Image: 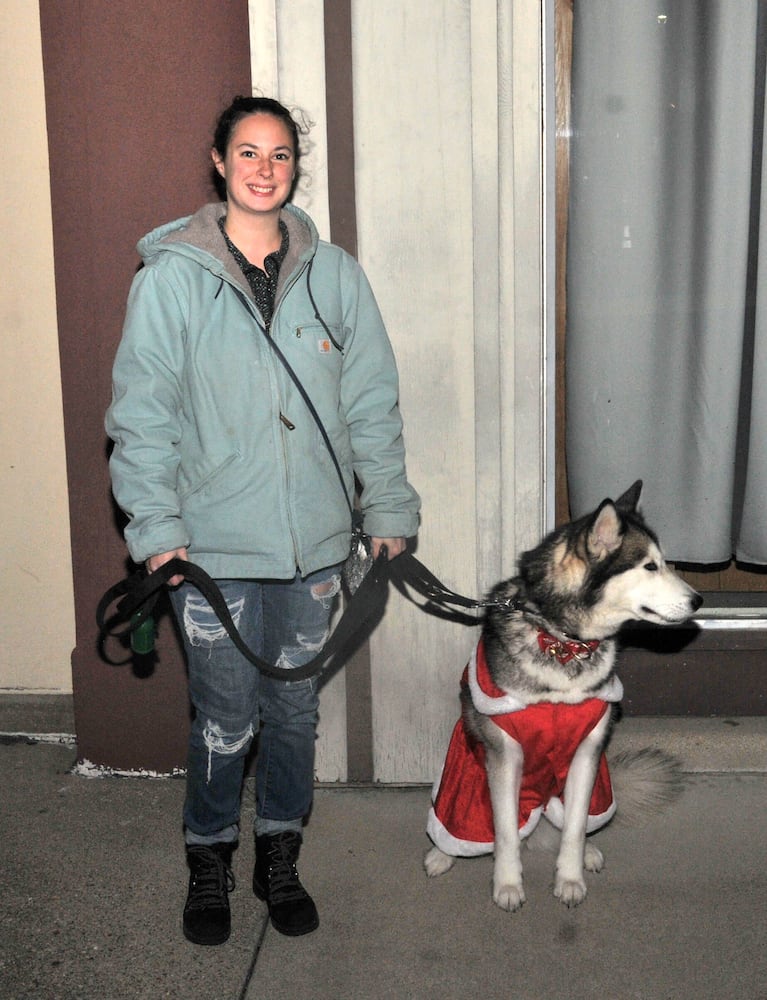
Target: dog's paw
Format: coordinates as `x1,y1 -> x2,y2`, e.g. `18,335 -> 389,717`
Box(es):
493,881 -> 526,912
424,846 -> 455,877
554,874 -> 587,907
584,842 -> 604,872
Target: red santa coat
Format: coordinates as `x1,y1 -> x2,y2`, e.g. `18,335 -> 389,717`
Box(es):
427,640 -> 623,857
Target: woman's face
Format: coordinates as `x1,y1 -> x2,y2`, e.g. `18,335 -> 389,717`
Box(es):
212,113 -> 296,220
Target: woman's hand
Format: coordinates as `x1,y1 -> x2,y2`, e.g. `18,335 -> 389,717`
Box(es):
146,547 -> 188,587
371,537 -> 406,561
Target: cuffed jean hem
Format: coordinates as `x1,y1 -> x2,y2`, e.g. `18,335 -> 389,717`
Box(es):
255,816 -> 304,837
184,817 -> 303,843
185,823 -> 240,847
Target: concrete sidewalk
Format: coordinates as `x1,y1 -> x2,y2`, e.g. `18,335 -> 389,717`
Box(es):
1,701 -> 766,1000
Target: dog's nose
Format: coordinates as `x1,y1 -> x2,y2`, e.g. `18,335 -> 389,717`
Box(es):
690,592 -> 703,612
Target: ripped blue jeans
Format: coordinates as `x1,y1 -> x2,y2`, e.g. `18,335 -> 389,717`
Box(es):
169,567 -> 341,846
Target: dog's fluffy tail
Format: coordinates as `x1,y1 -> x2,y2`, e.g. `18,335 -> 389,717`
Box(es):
608,747 -> 686,826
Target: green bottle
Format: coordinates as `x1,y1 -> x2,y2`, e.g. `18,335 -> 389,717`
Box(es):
130,613 -> 156,655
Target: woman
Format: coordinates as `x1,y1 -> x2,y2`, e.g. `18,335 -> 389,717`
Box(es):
106,96 -> 420,946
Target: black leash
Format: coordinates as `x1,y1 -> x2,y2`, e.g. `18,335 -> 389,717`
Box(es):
386,554 -> 498,625
96,551 -> 498,680
97,551 -> 392,681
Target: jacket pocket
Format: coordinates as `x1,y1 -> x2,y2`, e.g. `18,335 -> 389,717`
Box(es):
178,451 -> 240,500
294,321 -> 348,354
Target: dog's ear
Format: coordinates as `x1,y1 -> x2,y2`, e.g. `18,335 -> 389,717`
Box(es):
614,480 -> 642,513
586,500 -> 624,561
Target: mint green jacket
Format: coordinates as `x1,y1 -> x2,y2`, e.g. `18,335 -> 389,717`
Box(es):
106,202 -> 420,578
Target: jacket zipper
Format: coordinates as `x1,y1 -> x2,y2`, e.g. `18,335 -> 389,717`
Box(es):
230,281 -> 302,568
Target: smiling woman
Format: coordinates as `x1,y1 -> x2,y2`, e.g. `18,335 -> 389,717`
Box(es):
104,93 -> 420,946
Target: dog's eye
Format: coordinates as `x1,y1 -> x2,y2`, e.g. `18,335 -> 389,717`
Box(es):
644,561 -> 658,572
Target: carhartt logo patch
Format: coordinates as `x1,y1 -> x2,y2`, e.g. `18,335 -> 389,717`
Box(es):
318,339 -> 331,354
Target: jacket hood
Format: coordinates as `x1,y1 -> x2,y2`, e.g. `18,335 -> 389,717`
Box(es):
136,201 -> 319,300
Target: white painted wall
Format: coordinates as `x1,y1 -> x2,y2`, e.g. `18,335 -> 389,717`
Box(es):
0,2 -> 75,693
353,0 -> 547,782
352,1 -> 481,781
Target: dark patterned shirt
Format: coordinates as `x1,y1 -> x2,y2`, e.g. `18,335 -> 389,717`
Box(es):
218,216 -> 289,328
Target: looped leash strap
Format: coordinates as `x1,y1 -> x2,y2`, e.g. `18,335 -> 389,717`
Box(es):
97,554 -> 391,681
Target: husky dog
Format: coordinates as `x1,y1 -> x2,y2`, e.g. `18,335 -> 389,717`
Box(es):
424,481 -> 701,911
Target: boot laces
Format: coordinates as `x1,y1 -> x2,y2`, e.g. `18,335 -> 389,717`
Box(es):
264,834 -> 308,903
186,845 -> 235,911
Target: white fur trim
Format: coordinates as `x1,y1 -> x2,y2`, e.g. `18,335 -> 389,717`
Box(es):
427,804 -> 544,857
468,642 -> 624,716
467,645 -> 527,715
427,806 -> 494,857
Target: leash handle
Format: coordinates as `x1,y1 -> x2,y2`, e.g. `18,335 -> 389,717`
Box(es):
98,552 -> 391,681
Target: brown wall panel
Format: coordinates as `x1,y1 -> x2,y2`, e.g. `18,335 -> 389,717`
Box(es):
321,0 -> 374,780
40,1 -> 251,769
324,0 -> 357,259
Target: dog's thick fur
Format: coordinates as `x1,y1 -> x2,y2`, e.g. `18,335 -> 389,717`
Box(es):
424,481 -> 701,910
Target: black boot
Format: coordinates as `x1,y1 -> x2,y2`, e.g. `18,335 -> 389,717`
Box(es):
183,843 -> 236,945
253,832 -> 319,936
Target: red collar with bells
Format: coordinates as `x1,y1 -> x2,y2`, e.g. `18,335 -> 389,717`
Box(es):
537,629 -> 600,665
